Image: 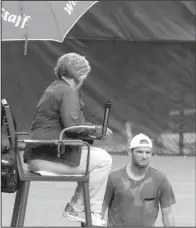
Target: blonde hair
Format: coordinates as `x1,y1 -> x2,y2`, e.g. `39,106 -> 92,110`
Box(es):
54,53 -> 91,82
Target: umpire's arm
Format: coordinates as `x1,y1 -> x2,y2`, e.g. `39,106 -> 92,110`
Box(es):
60,88 -> 84,127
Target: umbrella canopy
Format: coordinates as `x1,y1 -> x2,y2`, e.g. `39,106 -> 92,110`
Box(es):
1,1 -> 97,42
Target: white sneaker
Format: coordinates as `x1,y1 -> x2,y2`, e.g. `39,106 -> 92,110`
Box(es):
63,203 -> 106,226
91,213 -> 106,226
63,203 -> 85,222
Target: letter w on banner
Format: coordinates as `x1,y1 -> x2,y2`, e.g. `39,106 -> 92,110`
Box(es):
1,1 -> 98,54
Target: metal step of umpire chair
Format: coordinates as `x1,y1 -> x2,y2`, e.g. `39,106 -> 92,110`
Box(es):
2,99 -> 92,227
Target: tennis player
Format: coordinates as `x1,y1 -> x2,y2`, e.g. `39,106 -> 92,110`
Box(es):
102,133 -> 176,226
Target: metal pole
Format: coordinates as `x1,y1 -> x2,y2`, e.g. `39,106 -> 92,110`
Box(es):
179,90 -> 184,156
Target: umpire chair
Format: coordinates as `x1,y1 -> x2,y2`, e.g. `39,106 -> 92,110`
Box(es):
1,99 -> 92,227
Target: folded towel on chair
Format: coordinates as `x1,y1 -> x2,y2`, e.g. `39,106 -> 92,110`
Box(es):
32,170 -> 84,177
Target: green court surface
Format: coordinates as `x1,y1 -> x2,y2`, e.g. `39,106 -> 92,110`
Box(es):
1,155 -> 195,227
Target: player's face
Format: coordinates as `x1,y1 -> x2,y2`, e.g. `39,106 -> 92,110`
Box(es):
131,147 -> 152,167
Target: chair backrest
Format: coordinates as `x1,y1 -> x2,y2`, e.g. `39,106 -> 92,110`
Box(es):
1,99 -> 17,152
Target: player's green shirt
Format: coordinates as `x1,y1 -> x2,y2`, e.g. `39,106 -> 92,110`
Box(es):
102,165 -> 176,226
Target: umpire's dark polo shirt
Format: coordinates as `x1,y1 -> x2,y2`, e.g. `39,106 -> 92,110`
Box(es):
23,78 -> 85,167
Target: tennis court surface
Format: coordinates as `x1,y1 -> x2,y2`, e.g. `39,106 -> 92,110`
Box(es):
2,155 -> 195,227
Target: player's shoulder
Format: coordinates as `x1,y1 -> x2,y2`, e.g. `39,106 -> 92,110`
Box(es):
149,166 -> 166,181
109,165 -> 127,179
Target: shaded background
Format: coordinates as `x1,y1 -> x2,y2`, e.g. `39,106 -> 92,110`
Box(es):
1,1 -> 196,155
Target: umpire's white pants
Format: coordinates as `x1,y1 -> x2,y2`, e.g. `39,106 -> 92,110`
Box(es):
27,147 -> 112,214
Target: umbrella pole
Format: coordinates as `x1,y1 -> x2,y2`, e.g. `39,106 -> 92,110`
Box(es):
24,36 -> 28,55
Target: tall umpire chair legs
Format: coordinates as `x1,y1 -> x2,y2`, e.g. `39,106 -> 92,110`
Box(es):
11,181 -> 30,227
11,181 -> 24,227
82,182 -> 92,226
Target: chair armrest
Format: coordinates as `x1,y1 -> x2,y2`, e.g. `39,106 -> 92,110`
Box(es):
21,139 -> 84,146
59,125 -> 104,141
17,132 -> 30,136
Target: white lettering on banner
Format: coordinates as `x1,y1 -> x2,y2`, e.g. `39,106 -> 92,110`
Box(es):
1,8 -> 31,28
64,1 -> 78,15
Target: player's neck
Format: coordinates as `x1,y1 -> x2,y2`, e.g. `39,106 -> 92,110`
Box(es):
127,163 -> 149,180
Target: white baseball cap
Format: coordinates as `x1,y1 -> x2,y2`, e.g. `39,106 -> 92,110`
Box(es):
130,133 -> 152,149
